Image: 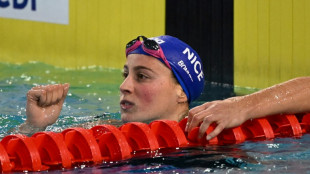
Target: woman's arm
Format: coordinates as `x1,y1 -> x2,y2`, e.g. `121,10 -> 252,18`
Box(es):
186,77 -> 310,140
18,83 -> 70,136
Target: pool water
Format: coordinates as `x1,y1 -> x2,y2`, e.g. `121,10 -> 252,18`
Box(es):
0,62 -> 123,136
1,62 -> 310,173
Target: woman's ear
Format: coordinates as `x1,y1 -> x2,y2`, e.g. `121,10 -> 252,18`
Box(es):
176,85 -> 188,103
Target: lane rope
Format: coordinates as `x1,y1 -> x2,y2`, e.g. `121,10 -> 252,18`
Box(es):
1,113 -> 309,172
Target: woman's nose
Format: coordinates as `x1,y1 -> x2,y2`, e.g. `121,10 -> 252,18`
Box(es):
120,76 -> 133,94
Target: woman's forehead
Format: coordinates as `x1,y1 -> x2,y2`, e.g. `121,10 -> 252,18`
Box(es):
125,54 -> 168,70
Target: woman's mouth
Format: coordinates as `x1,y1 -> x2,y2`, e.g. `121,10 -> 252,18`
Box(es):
120,100 -> 134,110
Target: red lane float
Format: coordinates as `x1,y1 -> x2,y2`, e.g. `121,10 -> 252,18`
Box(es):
242,118 -> 275,140
62,128 -> 102,164
1,134 -> 47,172
150,120 -> 188,148
91,124 -> 131,161
0,143 -> 11,172
267,114 -> 303,137
32,132 -> 72,169
301,113 -> 310,133
119,122 -> 159,151
1,113 -> 310,172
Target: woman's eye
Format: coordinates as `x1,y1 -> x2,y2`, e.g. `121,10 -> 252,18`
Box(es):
137,73 -> 148,80
122,72 -> 128,78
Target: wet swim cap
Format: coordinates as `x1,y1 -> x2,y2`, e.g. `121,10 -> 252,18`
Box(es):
127,35 -> 205,103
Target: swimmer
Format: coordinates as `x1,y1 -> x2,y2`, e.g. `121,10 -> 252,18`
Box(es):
186,76 -> 310,141
18,35 -> 205,135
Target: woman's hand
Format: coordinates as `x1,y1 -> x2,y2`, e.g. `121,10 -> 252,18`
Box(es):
23,83 -> 70,131
185,96 -> 249,140
185,77 -> 310,141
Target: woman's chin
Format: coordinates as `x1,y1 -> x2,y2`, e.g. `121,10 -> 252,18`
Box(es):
121,113 -> 135,123
121,113 -> 149,123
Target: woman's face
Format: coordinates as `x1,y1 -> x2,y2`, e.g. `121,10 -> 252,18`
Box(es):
120,54 -> 181,123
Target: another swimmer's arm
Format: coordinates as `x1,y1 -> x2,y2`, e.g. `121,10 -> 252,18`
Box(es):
186,76 -> 310,140
15,84 -> 70,136
243,76 -> 310,120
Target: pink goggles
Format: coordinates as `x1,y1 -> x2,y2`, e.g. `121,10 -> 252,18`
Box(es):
125,36 -> 172,69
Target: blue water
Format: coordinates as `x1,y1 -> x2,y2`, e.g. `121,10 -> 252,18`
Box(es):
1,62 -> 310,173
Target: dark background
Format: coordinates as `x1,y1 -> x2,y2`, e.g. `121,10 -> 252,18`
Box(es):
166,0 -> 235,102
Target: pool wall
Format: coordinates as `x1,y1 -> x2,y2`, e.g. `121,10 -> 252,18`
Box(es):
235,0 -> 310,89
0,0 -> 165,69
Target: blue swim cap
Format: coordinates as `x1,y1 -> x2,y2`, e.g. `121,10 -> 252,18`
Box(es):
127,35 -> 205,103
